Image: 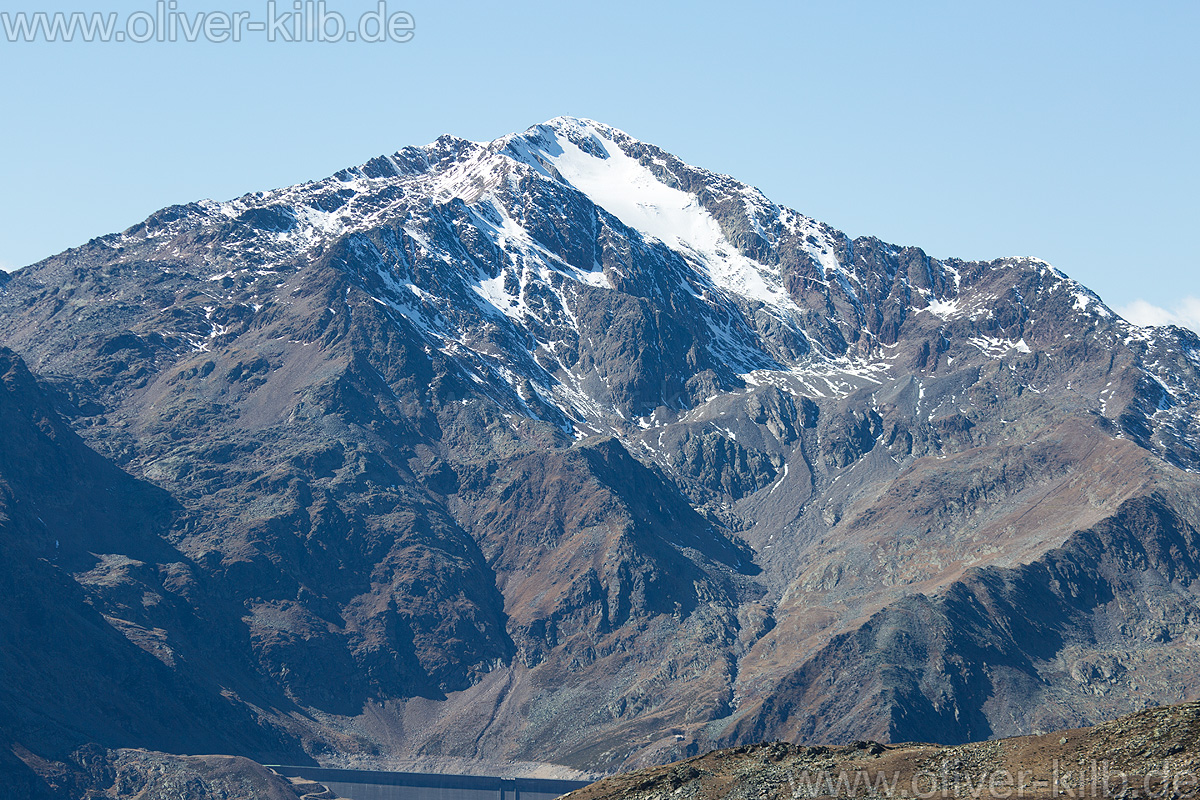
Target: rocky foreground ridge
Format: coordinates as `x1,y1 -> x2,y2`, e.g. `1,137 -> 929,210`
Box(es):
568,700 -> 1200,800
2,118 -> 1200,781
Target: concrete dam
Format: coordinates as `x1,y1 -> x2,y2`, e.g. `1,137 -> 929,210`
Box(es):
269,766 -> 593,800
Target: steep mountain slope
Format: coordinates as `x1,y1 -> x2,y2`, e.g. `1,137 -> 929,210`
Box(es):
2,118 -> 1199,775
0,347 -> 306,779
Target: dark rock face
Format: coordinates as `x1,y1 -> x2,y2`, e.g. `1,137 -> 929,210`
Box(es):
2,117 -> 1200,778
0,348 -> 302,765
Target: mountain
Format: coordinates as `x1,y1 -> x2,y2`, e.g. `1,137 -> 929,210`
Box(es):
2,117 -> 1200,778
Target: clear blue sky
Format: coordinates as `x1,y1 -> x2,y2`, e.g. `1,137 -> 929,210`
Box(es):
1,1 -> 1196,326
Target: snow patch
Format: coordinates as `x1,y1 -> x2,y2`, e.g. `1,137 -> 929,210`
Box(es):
925,297 -> 961,319
533,121 -> 798,313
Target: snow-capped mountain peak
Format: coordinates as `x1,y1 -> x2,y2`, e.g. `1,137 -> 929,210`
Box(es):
6,117 -> 1200,780
87,118 -> 1199,468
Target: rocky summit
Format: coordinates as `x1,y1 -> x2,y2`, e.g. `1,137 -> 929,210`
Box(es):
3,118 -> 1200,786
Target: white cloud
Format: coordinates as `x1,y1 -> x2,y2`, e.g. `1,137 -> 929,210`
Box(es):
1116,297 -> 1200,334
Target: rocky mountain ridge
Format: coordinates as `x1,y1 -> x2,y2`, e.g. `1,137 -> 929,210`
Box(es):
568,699 -> 1200,800
2,118 -> 1200,779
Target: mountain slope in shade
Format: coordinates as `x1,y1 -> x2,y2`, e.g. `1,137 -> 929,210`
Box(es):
0,348 -> 308,769
1,118 -> 1200,774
